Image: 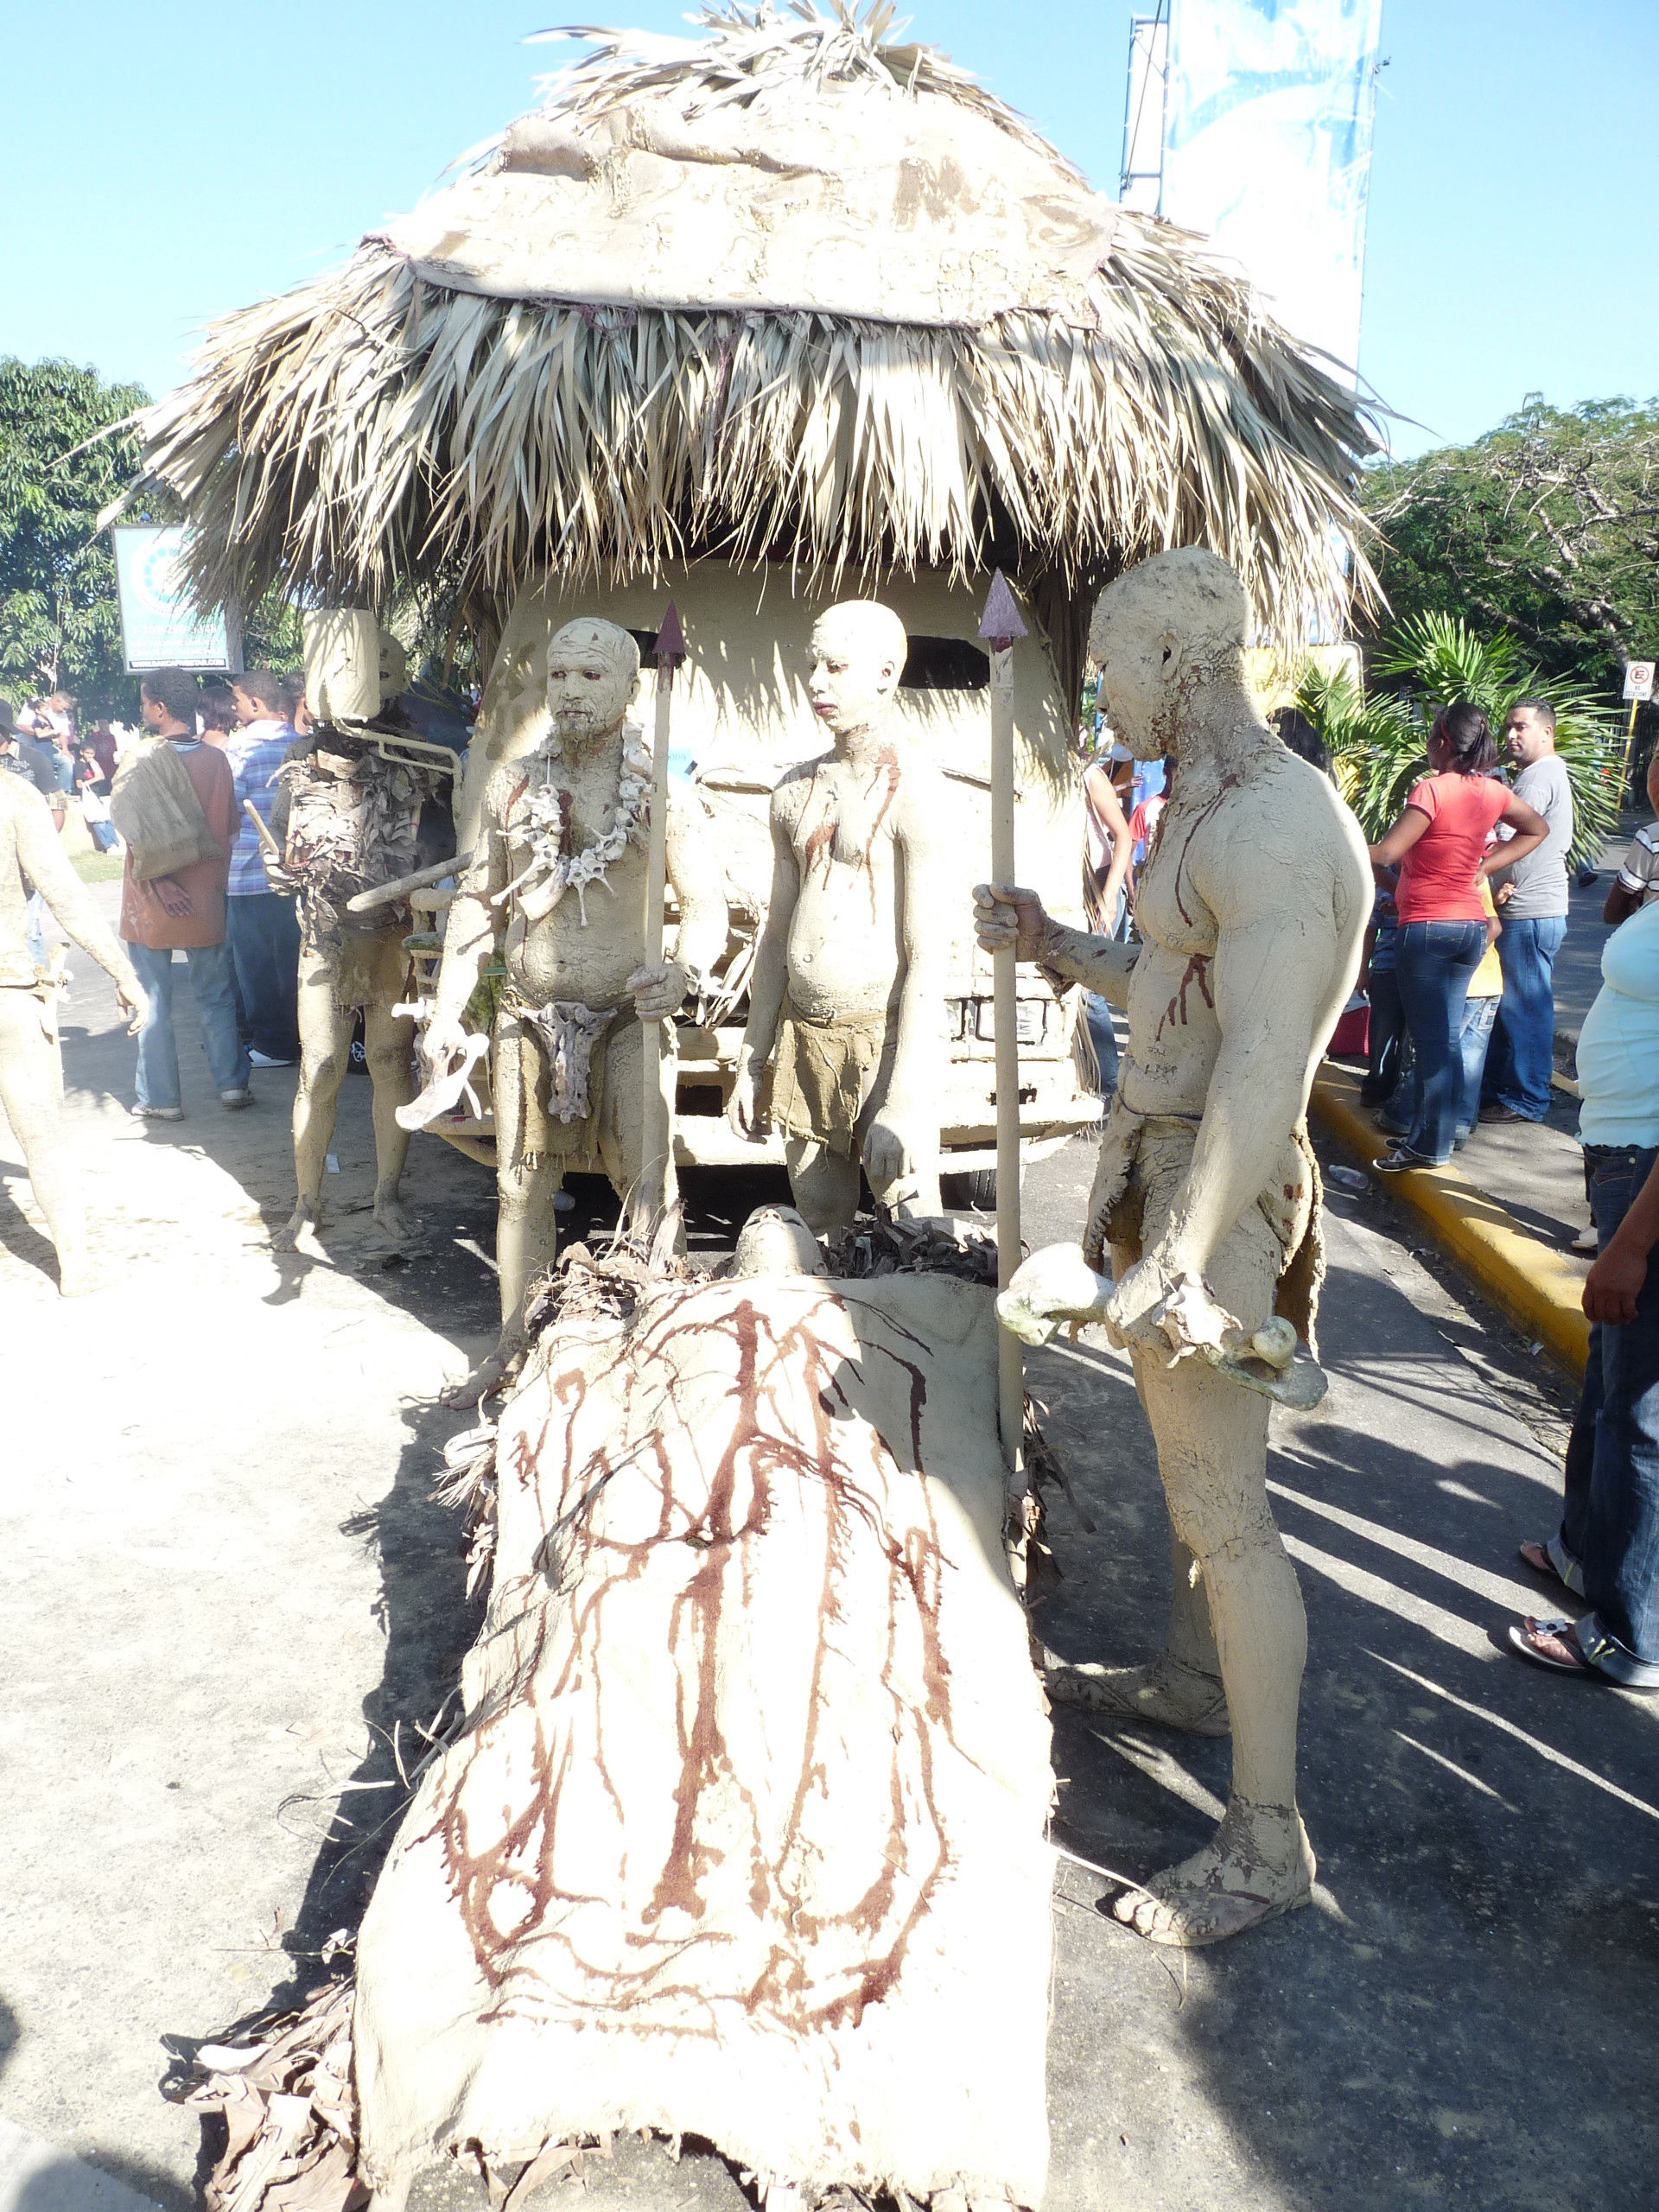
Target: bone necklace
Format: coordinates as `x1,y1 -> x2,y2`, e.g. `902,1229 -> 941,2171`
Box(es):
495,721 -> 652,925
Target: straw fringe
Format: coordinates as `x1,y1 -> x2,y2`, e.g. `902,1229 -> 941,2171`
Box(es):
116,7 -> 1381,638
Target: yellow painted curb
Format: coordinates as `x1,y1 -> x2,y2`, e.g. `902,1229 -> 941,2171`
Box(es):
1310,1065 -> 1590,1377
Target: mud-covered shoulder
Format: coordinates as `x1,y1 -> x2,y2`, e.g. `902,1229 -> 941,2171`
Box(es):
769,754 -> 827,828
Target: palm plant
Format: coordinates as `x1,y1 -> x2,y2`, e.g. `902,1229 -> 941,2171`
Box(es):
1298,611 -> 1622,866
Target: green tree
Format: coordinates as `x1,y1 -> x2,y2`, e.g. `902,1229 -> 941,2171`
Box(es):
1360,397 -> 1659,690
1297,611 -> 1622,868
0,356 -> 156,713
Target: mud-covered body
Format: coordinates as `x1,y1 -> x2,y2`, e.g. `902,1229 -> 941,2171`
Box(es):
412,561 -> 1096,1175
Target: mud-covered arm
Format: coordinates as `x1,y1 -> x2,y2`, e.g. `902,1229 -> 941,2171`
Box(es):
885,785 -> 949,1116
430,776 -> 508,1031
736,792 -> 799,1076
973,885 -> 1140,1003
1036,914 -> 1141,1006
15,790 -> 141,1001
664,791 -> 729,987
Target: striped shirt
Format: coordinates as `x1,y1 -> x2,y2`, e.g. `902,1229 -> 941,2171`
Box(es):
225,719 -> 296,895
1616,821 -> 1659,907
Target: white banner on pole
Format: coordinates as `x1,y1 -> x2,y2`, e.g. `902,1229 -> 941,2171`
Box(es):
1161,0 -> 1383,380
111,525 -> 243,673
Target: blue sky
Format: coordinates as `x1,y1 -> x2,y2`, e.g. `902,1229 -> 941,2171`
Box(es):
3,0 -> 1655,461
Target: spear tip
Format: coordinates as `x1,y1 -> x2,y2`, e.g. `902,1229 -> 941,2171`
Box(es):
976,569 -> 1028,648
653,600 -> 687,666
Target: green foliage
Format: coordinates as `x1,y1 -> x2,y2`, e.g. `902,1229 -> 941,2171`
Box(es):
1360,397 -> 1659,690
0,354 -> 312,715
1297,610 -> 1623,868
0,356 -> 154,714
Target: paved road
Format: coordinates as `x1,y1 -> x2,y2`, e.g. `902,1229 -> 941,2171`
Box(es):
3,900 -> 1656,2212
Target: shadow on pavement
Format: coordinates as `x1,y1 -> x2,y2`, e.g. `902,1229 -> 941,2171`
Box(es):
1029,1220 -> 1659,2212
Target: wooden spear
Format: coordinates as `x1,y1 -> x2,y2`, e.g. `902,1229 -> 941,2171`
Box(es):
641,601 -> 686,1227
978,570 -> 1029,1478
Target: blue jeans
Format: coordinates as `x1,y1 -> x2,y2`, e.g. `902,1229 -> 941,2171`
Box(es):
1361,963 -> 1404,1106
1483,912 -> 1567,1120
1084,993 -> 1120,1096
86,817 -> 119,853
1393,918 -> 1485,1164
1561,1145 -> 1659,1669
1453,994 -> 1498,1144
226,893 -> 301,1061
126,938 -> 249,1109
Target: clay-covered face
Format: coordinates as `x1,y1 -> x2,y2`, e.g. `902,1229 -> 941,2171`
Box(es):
546,621 -> 638,745
807,604 -> 906,740
1090,597 -> 1179,763
732,1205 -> 827,1278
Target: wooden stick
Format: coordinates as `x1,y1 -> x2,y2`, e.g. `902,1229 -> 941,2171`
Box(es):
641,604 -> 686,1225
242,798 -> 283,858
345,849 -> 475,915
978,571 -> 1029,1478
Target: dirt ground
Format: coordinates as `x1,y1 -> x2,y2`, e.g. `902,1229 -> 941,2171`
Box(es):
4,891 -> 1658,2212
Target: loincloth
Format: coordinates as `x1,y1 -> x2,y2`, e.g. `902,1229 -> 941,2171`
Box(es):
771,994 -> 898,1159
502,993 -> 624,1173
1084,1077 -> 1325,1354
302,923 -> 410,1016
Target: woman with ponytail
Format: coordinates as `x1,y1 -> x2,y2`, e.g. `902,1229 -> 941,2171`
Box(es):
1366,703 -> 1549,1170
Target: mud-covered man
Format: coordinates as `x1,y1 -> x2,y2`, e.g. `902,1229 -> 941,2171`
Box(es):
730,601 -> 944,1237
423,617 -> 728,1405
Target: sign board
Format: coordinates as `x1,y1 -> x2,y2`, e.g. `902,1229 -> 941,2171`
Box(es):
111,525 -> 243,673
1159,0 -> 1384,381
1624,660 -> 1656,703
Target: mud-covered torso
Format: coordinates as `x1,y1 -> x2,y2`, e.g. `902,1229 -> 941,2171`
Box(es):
495,739 -> 653,1010
1119,780 -> 1227,1116
777,745 -> 925,1020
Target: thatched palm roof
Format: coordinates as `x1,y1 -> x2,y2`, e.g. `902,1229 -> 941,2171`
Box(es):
124,2 -> 1381,644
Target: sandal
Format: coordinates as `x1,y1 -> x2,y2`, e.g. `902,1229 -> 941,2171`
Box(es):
1508,1613 -> 1659,1690
1517,1536 -> 1584,1599
1508,1615 -> 1597,1675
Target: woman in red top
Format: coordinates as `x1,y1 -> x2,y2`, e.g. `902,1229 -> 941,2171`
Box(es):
1367,702 -> 1548,1170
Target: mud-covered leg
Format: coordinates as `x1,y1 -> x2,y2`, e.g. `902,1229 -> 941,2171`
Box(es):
442,1025 -> 560,1408
275,966 -> 353,1252
784,1133 -> 861,1240
1111,1217 -> 1314,1947
363,981 -> 417,1248
0,987 -> 91,1294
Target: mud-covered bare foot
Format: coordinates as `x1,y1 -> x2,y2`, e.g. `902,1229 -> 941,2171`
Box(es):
1114,1796 -> 1314,1948
440,1343 -> 522,1409
1042,1649 -> 1230,1736
272,1202 -> 321,1255
372,1187 -> 422,1252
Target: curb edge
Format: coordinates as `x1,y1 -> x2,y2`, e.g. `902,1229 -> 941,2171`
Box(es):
1310,1066 -> 1590,1378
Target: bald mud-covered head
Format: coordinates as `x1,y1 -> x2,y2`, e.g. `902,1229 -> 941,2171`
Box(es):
1090,546 -> 1252,762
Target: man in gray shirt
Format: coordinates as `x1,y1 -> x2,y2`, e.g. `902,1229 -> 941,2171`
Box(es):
1480,698 -> 1573,1123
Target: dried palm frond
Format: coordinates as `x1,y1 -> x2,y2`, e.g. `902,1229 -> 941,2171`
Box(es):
115,3 -> 1381,644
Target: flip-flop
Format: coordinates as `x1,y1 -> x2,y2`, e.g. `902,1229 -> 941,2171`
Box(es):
1517,1536 -> 1584,1598
1507,1616 -> 1597,1675
1508,1614 -> 1659,1690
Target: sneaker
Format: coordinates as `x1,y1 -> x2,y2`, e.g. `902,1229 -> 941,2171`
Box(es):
219,1087 -> 254,1109
131,1103 -> 184,1122
1372,1146 -> 1438,1173
247,1048 -> 296,1068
